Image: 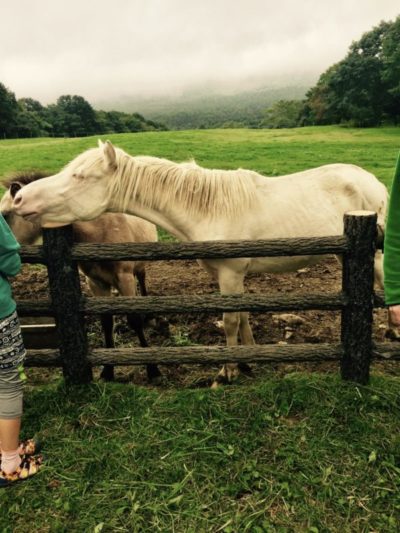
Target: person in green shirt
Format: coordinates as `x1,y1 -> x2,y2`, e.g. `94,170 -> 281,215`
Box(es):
384,154 -> 400,326
0,214 -> 42,486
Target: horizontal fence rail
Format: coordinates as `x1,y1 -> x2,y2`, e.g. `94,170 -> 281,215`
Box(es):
24,342 -> 400,368
19,233 -> 384,264
17,292 -> 349,317
20,235 -> 349,263
16,290 -> 387,318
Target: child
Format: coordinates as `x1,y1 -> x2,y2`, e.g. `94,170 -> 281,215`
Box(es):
0,213 -> 42,486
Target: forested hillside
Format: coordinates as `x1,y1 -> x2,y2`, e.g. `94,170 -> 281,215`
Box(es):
104,85 -> 310,130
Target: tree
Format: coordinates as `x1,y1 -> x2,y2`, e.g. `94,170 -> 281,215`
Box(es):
382,16 -> 400,123
261,99 -> 304,128
302,18 -> 398,126
16,98 -> 52,137
55,95 -> 99,136
0,83 -> 18,138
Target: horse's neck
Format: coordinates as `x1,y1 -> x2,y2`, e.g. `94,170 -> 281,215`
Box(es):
111,159 -> 212,241
119,199 -> 196,241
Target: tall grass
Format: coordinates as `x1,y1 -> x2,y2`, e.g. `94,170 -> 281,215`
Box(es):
1,374 -> 400,532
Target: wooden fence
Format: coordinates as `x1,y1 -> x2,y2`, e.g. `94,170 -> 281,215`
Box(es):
17,211 -> 399,386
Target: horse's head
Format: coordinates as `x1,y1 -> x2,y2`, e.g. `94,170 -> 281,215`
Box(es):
12,141 -> 118,228
1,171 -> 48,243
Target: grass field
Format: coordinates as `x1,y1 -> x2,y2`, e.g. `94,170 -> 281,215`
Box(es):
1,126 -> 400,189
1,127 -> 400,532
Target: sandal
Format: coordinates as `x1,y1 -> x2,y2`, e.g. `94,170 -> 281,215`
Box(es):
18,438 -> 41,456
0,454 -> 43,487
0,438 -> 41,459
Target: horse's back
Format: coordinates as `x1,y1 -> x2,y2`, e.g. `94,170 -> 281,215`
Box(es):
73,213 -> 157,244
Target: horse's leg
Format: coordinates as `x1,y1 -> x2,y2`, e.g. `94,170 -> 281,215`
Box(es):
87,278 -> 115,381
212,267 -> 247,387
116,271 -> 162,383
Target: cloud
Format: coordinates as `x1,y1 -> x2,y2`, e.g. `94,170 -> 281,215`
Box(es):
1,0 -> 399,104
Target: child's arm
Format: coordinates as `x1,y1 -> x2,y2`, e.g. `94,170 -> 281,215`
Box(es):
0,215 -> 21,277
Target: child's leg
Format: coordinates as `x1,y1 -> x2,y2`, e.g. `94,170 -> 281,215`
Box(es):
0,367 -> 23,474
0,418 -> 20,450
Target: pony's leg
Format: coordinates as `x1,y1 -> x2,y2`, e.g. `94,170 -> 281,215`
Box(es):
87,278 -> 115,381
116,271 -> 162,383
136,268 -> 147,296
213,268 -> 246,387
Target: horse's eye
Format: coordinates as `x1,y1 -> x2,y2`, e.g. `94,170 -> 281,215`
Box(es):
73,173 -> 84,180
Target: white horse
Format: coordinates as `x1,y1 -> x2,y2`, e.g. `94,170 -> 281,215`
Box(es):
12,141 -> 388,384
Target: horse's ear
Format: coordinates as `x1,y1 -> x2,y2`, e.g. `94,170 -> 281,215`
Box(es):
98,139 -> 105,149
10,182 -> 22,198
103,140 -> 117,170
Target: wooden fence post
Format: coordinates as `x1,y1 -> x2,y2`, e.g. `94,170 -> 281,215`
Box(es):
341,211 -> 377,384
43,226 -> 92,384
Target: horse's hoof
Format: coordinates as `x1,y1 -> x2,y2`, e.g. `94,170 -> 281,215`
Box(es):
148,374 -> 163,386
238,362 -> 253,375
385,328 -> 400,341
211,374 -> 231,388
100,370 -> 114,381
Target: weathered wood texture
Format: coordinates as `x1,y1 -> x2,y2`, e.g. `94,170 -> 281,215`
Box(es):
24,342 -> 400,368
15,292 -> 348,317
42,227 -> 92,384
20,233 -> 383,265
20,235 -> 347,263
341,212 -> 377,384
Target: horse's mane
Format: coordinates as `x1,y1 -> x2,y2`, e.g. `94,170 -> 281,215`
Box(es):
3,170 -> 49,187
103,149 -> 259,218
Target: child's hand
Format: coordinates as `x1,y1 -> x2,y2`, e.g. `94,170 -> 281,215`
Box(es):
389,304 -> 400,326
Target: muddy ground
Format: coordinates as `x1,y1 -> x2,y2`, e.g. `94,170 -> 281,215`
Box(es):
11,257 -> 399,387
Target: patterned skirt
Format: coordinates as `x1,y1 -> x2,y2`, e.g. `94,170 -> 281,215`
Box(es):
0,311 -> 26,371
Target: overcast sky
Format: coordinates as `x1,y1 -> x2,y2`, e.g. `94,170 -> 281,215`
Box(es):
0,0 -> 399,105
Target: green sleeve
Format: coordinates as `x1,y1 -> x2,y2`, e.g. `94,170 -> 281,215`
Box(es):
383,153 -> 400,305
0,214 -> 21,277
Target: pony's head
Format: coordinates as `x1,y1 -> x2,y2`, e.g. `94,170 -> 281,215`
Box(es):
1,171 -> 49,243
12,141 -> 118,227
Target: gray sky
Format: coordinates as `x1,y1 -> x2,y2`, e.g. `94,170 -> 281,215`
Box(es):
1,0 -> 399,105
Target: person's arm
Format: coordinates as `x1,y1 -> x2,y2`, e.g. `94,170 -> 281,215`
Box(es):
383,153 -> 400,325
0,215 -> 21,277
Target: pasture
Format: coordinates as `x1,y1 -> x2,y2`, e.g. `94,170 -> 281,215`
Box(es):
1,126 -> 400,532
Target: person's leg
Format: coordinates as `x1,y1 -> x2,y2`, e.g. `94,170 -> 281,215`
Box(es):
0,367 -> 23,474
0,418 -> 20,450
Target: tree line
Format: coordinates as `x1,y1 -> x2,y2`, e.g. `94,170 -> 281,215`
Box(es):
0,91 -> 167,139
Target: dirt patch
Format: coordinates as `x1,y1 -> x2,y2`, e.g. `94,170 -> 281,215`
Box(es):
11,257 -> 398,387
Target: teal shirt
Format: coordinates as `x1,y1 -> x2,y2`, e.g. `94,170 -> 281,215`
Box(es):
0,214 -> 21,319
384,153 -> 400,305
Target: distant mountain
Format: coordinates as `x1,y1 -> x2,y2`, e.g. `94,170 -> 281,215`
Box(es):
96,85 -> 311,130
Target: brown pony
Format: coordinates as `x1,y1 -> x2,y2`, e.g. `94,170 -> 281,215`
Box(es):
1,171 -> 160,383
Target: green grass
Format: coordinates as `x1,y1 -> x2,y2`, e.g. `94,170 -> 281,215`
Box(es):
1,373 -> 399,532
1,127 -> 400,531
1,126 -> 399,190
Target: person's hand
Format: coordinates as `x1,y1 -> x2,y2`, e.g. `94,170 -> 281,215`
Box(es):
389,305 -> 400,327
